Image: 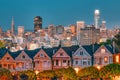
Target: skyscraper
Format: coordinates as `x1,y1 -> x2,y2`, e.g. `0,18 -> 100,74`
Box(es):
11,17 -> 14,35
34,16 -> 42,32
94,9 -> 100,28
76,21 -> 85,44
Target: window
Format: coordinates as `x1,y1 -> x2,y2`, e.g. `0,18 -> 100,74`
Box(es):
76,60 -> 78,65
80,51 -> 83,55
22,55 -> 25,59
40,54 -> 44,57
116,55 -> 119,63
56,60 -> 58,66
63,60 -> 66,63
101,49 -> 105,53
104,57 -> 108,63
60,53 -> 63,56
6,57 -> 10,60
68,60 -> 70,65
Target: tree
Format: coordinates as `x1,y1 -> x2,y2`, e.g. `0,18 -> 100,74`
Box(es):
0,68 -> 12,80
114,32 -> 120,46
38,70 -> 55,80
78,66 -> 99,80
63,67 -> 77,80
18,70 -> 37,80
0,41 -> 5,48
54,68 -> 66,79
99,63 -> 120,80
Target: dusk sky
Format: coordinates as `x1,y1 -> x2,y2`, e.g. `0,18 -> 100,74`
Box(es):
0,0 -> 120,31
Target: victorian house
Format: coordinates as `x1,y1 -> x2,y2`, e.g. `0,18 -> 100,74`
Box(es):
0,50 -> 19,72
34,48 -> 52,71
52,47 -> 72,70
93,45 -> 113,68
15,50 -> 34,71
72,45 -> 92,68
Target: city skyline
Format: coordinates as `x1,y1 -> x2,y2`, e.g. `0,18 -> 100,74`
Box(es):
0,0 -> 120,31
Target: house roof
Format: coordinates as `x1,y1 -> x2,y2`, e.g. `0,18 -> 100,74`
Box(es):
0,44 -> 119,60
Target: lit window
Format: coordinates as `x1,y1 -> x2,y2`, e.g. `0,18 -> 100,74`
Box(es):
104,57 -> 108,63
116,55 -> 119,63
101,49 -> 105,53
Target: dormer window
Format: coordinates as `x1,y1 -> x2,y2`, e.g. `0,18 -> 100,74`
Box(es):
22,55 -> 25,59
60,53 -> 63,56
40,54 -> 44,57
80,51 -> 83,55
6,57 -> 10,60
101,49 -> 105,53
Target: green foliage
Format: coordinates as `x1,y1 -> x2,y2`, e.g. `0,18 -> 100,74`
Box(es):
18,70 -> 37,80
78,66 -> 99,79
54,68 -> 66,78
99,39 -> 113,45
0,68 -> 12,80
99,63 -> 120,78
114,33 -> 120,46
38,70 -> 55,79
63,67 -> 77,80
0,41 -> 5,48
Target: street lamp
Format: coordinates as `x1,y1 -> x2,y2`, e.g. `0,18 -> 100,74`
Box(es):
74,68 -> 79,74
96,65 -> 101,70
35,70 -> 39,75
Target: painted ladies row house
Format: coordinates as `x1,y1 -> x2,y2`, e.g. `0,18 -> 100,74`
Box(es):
0,44 -> 119,72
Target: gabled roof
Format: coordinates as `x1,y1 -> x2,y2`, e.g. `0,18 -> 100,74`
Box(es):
61,45 -> 79,57
24,48 -> 40,59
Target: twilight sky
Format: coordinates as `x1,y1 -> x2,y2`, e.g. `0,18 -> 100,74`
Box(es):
0,0 -> 120,31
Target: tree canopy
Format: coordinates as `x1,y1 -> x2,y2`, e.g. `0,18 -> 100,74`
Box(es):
99,63 -> 120,78
78,66 -> 99,79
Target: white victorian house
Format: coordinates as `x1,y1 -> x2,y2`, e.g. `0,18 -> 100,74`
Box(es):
72,45 -> 92,68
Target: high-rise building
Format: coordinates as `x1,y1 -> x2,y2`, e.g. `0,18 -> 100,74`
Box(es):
76,21 -> 85,44
18,26 -> 24,37
94,9 -> 100,28
48,24 -> 55,37
80,25 -> 100,45
11,17 -> 14,35
34,16 -> 42,32
55,25 -> 64,34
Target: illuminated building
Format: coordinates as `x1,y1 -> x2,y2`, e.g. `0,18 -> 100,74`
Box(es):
34,16 -> 42,32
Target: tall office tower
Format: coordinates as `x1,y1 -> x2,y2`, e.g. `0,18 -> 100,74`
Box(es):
76,21 -> 85,44
48,24 -> 55,37
18,26 -> 24,37
94,9 -> 100,28
69,24 -> 76,36
80,25 -> 100,45
34,16 -> 42,32
100,20 -> 108,42
11,17 -> 14,35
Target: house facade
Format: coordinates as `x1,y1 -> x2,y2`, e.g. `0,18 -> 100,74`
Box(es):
34,49 -> 52,71
0,52 -> 16,72
72,46 -> 92,68
15,51 -> 33,71
0,44 -> 118,72
93,45 -> 113,68
52,48 -> 71,70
